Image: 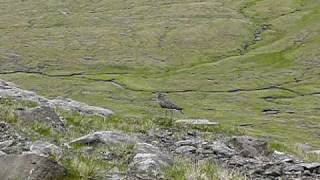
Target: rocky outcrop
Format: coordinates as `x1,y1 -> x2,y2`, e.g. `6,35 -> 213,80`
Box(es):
16,106 -> 65,131
0,122 -> 30,154
68,131 -> 137,146
1,79 -> 319,179
29,141 -> 62,159
69,131 -> 173,179
0,153 -> 66,180
231,136 -> 270,157
128,143 -> 173,180
0,79 -> 114,117
50,97 -> 114,117
145,130 -> 320,179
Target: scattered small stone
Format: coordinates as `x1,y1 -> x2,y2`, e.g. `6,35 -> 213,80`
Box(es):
304,170 -> 311,176
175,146 -> 197,154
175,140 -> 198,147
82,56 -> 96,61
175,119 -> 219,126
263,166 -> 282,176
284,164 -> 304,172
58,9 -> 69,16
238,123 -> 254,127
299,163 -> 320,170
262,109 -> 280,115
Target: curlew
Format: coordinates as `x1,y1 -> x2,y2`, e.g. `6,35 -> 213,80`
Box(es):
156,93 -> 183,114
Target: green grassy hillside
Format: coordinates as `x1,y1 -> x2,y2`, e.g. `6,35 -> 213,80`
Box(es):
1,0 -> 320,150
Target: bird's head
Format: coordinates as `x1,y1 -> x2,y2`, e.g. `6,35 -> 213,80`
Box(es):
156,92 -> 166,100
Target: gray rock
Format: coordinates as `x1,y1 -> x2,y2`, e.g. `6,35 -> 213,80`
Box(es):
0,122 -> 30,154
129,153 -> 164,180
231,136 -> 269,157
129,143 -> 173,180
69,131 -> 136,146
107,174 -> 121,180
299,163 -> 320,170
0,153 -> 66,180
262,109 -> 280,115
30,141 -> 62,158
136,143 -> 173,165
0,151 -> 6,156
16,106 -> 65,131
263,166 -> 282,176
0,140 -> 14,150
106,167 -> 122,180
284,164 -> 305,172
50,97 -> 114,117
175,140 -> 198,147
175,145 -> 197,154
0,79 -> 114,117
137,143 -> 161,154
208,141 -> 234,157
175,119 -> 219,126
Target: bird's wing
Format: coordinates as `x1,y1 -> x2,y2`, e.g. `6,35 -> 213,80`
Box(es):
166,101 -> 183,110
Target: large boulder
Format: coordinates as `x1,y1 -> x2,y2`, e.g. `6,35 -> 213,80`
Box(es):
29,141 -> 62,159
0,122 -> 30,154
0,153 -> 66,180
231,136 -> 270,157
69,132 -> 173,179
15,106 -> 65,131
128,143 -> 173,180
68,131 -> 136,146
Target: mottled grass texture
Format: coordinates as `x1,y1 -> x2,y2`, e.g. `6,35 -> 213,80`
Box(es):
1,0 -> 320,149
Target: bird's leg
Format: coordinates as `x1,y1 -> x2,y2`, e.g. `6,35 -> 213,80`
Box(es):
170,110 -> 174,124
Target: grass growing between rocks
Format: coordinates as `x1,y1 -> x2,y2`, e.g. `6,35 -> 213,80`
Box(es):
164,159 -> 246,180
0,97 -> 139,179
0,97 -> 251,179
268,142 -> 320,163
63,143 -> 136,180
1,0 -> 320,168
